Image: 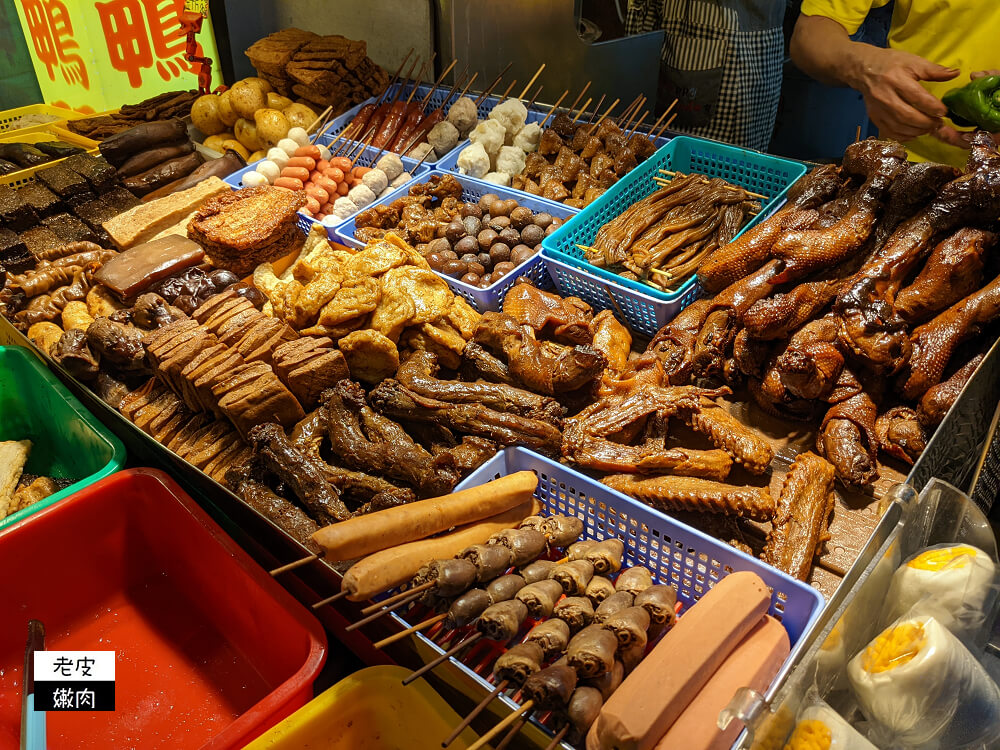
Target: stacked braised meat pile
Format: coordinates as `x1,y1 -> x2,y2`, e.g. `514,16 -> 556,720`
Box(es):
649,130 -> 1000,489
245,28 -> 388,115
188,186 -> 307,275
512,114 -> 657,207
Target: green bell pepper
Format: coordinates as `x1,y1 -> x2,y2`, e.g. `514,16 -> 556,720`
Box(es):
942,75 -> 1000,131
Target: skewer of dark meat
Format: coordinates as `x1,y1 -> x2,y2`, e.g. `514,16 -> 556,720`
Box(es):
585,538 -> 625,575
593,591 -> 635,623
603,606 -> 651,651
520,559 -> 558,583
540,515 -> 585,547
585,661 -> 624,700
550,559 -> 595,595
516,579 -> 566,618
615,566 -> 653,597
553,595 -> 594,632
634,584 -> 678,628
488,528 -> 548,566
566,623 -> 618,677
585,575 -> 617,604
524,618 -> 572,660
461,543 -> 514,581
568,540 -> 598,561
486,574 -> 527,604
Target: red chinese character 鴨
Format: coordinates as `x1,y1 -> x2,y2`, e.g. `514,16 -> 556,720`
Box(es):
96,0 -> 199,88
20,0 -> 90,88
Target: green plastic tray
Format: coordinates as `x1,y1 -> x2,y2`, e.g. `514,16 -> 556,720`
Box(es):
0,345 -> 125,530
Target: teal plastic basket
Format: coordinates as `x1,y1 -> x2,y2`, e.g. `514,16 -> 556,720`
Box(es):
541,136 -> 807,336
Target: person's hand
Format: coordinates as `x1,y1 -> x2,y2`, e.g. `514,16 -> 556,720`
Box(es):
851,46 -> 959,141
934,70 -> 1000,147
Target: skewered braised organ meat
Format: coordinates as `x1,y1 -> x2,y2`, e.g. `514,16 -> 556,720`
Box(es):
525,618 -> 572,660
567,624 -> 618,678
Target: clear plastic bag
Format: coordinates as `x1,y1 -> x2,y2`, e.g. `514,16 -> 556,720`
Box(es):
847,614 -> 1000,748
881,543 -> 1000,648
783,698 -> 878,750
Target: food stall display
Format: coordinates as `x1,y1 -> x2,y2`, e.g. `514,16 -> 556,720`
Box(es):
1,20 -> 999,750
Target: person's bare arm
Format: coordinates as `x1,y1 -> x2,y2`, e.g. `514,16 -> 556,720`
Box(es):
790,13 -> 959,141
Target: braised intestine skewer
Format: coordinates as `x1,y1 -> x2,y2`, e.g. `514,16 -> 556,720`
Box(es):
587,97 -> 621,135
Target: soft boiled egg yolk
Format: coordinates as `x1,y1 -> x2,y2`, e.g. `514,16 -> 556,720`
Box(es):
861,621 -> 927,673
783,719 -> 832,750
907,545 -> 979,570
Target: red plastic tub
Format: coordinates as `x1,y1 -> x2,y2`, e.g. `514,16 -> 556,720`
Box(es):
0,468 -> 326,749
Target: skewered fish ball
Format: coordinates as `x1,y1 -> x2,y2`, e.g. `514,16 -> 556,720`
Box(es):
513,122 -> 543,153
375,153 -> 404,180
469,119 -> 505,159
457,142 -> 490,179
489,98 -> 528,140
447,96 -> 479,137
483,171 -> 512,186
361,168 -> 388,195
427,121 -> 460,156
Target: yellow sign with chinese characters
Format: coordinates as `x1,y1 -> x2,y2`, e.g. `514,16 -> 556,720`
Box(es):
15,0 -> 224,113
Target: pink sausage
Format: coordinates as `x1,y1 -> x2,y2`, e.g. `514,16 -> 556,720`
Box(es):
352,166 -> 372,178
315,212 -> 326,221
305,196 -> 321,214
316,176 -> 338,194
281,166 -> 310,182
294,145 -> 322,159
274,176 -> 304,191
316,159 -> 330,172
286,156 -> 316,170
337,181 -> 350,196
306,184 -> 330,204
329,156 -> 352,171
325,167 -> 345,183
320,202 -> 335,214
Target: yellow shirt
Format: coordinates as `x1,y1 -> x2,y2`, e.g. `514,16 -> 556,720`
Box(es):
799,0 -> 1000,167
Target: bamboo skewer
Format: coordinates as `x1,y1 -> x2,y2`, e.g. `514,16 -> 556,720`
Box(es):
465,702 -> 534,750
542,725 -> 570,750
587,97 -> 621,135
630,109 -> 650,135
458,71 -> 480,99
525,85 -> 544,112
442,680 -> 510,747
494,714 -> 531,750
474,62 -> 513,105
360,580 -> 436,615
409,143 -> 434,169
306,105 -> 333,135
540,89 -> 570,127
345,588 -> 425,631
621,100 -> 645,133
499,79 -> 518,101
567,80 -> 592,115
518,63 -> 546,100
588,94 -> 606,124
646,107 -> 672,139
269,553 -> 320,576
401,57 -> 428,107
420,58 -> 458,110
658,111 -> 679,138
311,589 -> 350,609
373,613 -> 447,650
656,170 -> 769,199
402,632 -> 483,686
571,97 -> 592,123
618,93 -> 643,124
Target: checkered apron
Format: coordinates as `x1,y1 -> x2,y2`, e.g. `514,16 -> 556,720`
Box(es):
626,0 -> 784,151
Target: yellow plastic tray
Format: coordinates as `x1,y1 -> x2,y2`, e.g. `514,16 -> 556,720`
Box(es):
242,665 -> 492,750
0,104 -> 84,136
0,130 -> 97,188
49,108 -> 120,149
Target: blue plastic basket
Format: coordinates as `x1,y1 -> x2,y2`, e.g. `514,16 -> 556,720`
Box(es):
389,447 -> 825,744
334,170 -> 577,312
436,110 -> 671,178
539,136 -> 807,335
221,146 -> 430,239
544,250 -> 703,338
319,82 -> 502,167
